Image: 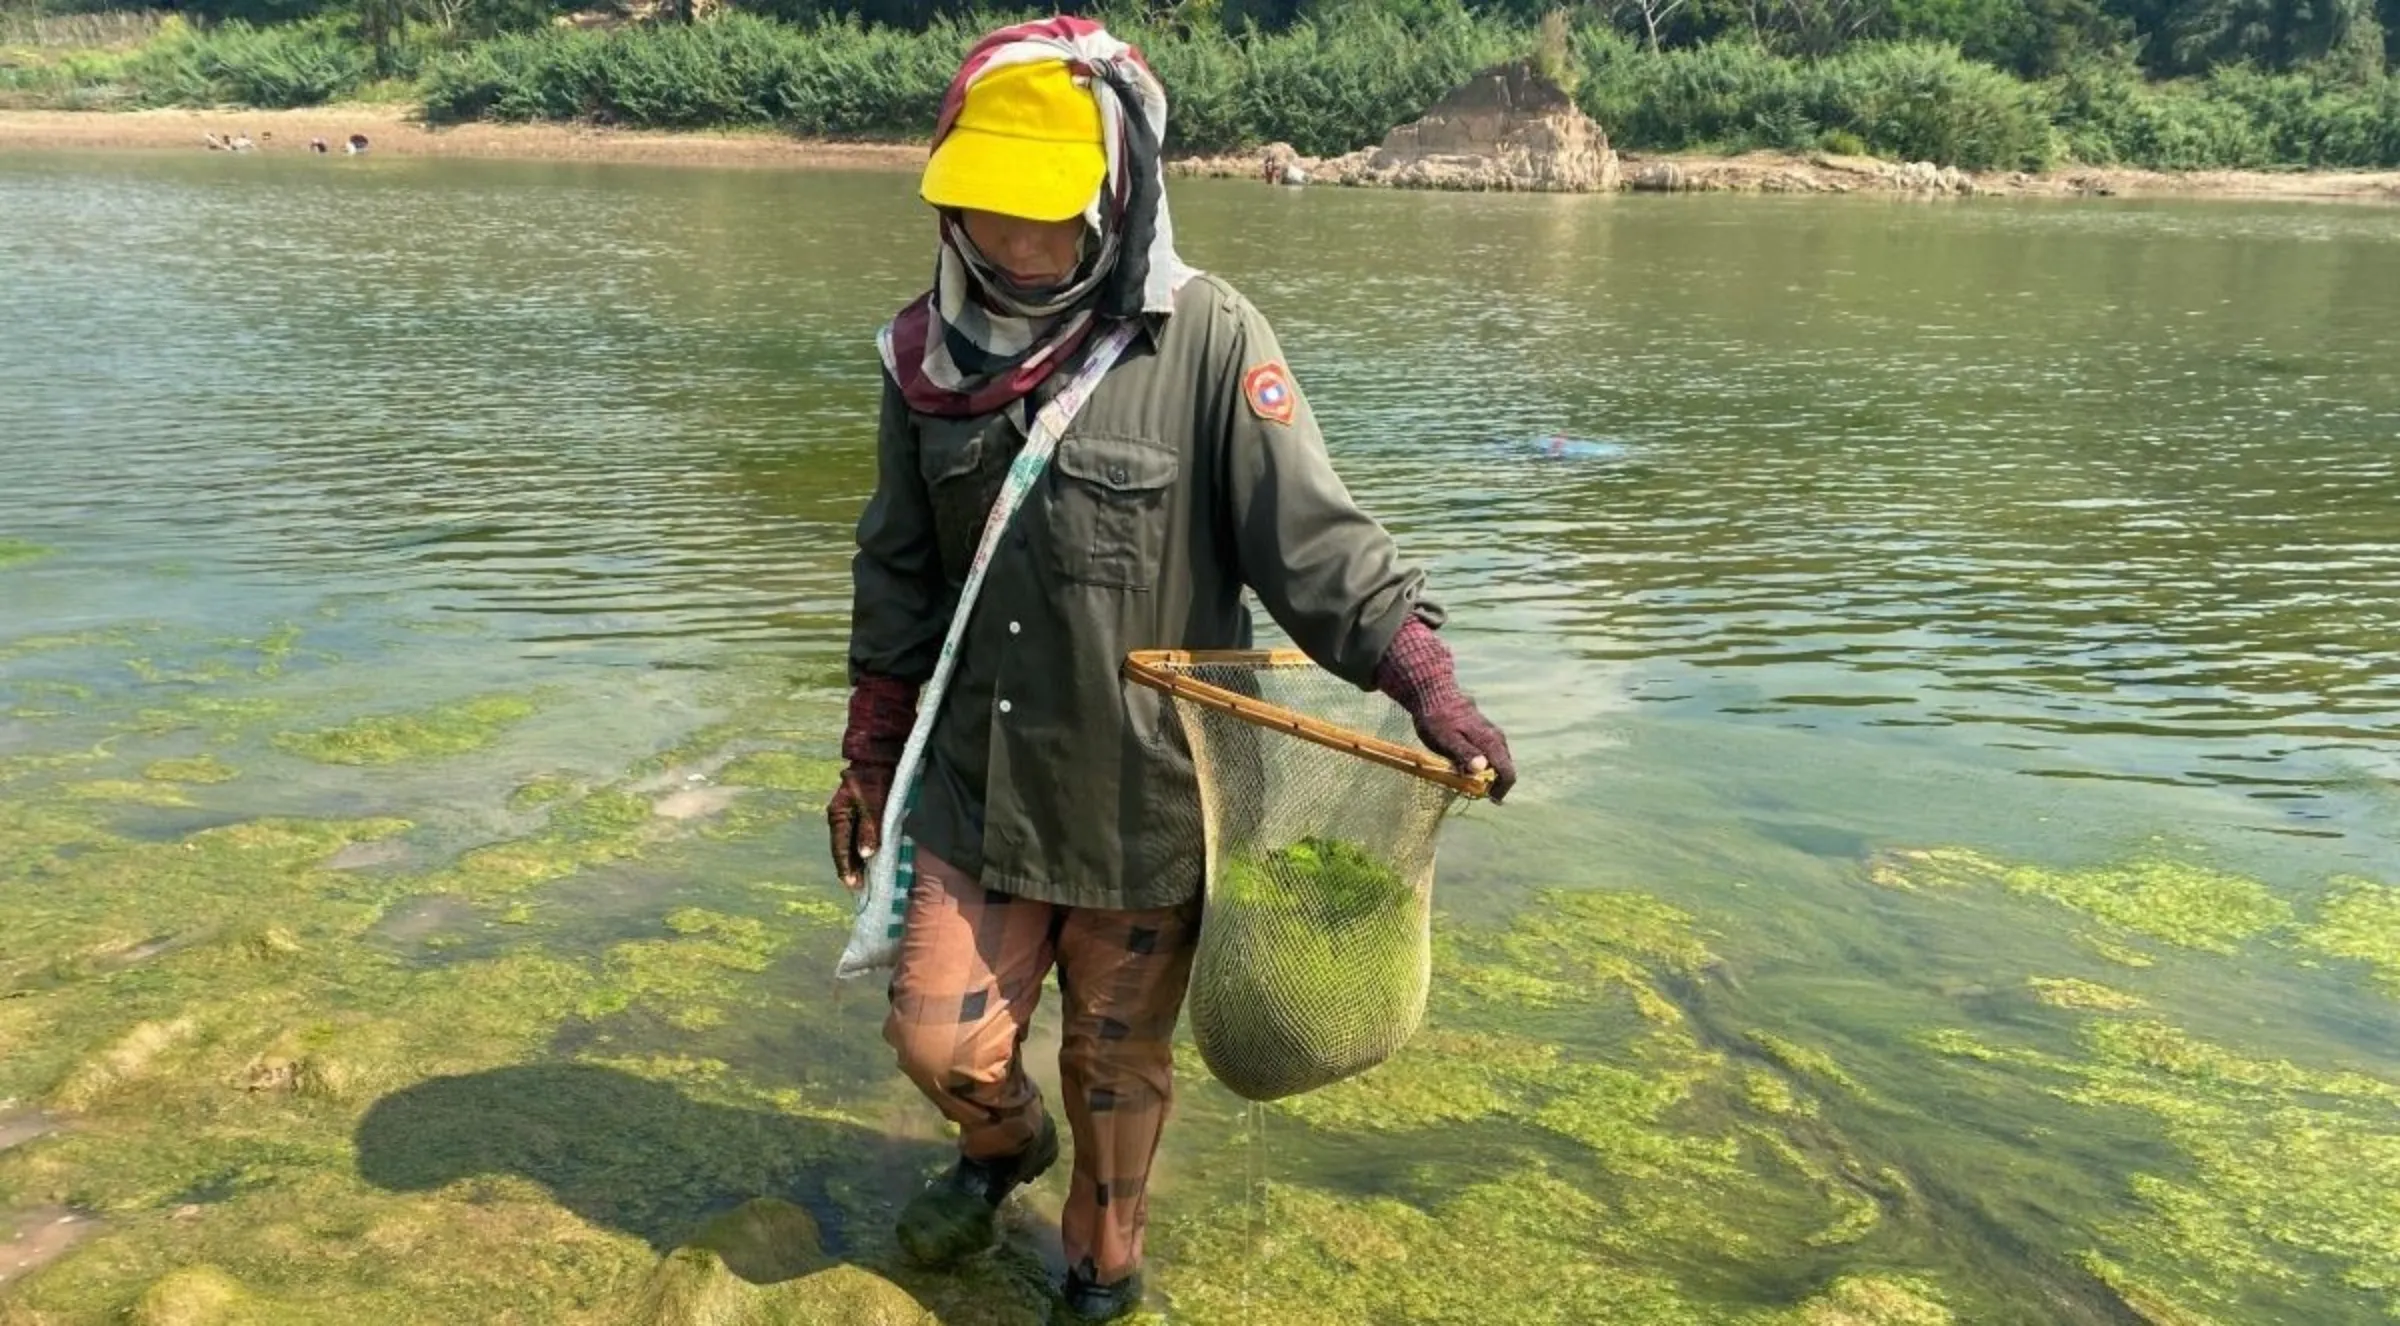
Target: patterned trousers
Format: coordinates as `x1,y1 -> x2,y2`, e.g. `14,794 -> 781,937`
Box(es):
884,848 -> 1201,1285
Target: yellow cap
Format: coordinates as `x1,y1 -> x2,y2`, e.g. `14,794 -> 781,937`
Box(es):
920,60 -> 1106,223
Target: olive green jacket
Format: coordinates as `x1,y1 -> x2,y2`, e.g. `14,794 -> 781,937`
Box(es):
847,272 -> 1441,911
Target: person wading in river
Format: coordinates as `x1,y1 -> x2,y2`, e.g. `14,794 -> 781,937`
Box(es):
825,17 -> 1517,1320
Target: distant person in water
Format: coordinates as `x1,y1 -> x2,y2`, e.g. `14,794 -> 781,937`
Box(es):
310,137 -> 329,155
825,15 -> 1514,1323
346,134 -> 369,155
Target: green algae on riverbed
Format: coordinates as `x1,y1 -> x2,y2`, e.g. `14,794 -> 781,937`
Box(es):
0,539 -> 51,569
2028,977 -> 2146,1012
1209,884 -> 1916,1319
1869,846 -> 2293,953
1921,1009 -> 2400,1321
139,755 -> 239,785
0,804 -> 861,1322
1873,842 -> 2400,1324
6,635 -> 2400,1326
0,748 -> 1934,1325
2301,876 -> 2400,996
271,693 -> 540,766
715,750 -> 843,794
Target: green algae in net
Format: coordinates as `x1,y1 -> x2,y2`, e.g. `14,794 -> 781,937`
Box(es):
1199,838 -> 1428,1098
1124,650 -> 1489,1103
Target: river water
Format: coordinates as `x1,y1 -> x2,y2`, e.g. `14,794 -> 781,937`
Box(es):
2,150 -> 2397,1324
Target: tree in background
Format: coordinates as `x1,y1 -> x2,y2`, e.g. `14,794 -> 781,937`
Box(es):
1615,0 -> 1689,51
2170,0 -> 2380,72
1696,0 -> 1890,57
2113,0 -> 2384,73
1888,0 -> 2129,74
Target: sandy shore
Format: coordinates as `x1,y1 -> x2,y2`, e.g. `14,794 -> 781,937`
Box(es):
6,104 -> 2399,204
0,105 -> 928,169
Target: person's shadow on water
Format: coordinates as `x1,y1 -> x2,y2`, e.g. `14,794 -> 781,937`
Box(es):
351,1061 -> 942,1259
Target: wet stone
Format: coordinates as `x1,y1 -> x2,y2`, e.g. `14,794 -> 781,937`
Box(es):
652,785 -> 740,822
324,839 -> 411,871
0,1105 -> 55,1153
371,895 -> 477,947
0,1207 -> 94,1292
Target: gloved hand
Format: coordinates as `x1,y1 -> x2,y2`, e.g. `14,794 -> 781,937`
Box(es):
827,674 -> 919,891
1373,617 -> 1516,804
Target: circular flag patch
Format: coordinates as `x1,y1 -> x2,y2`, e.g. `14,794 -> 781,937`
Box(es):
1242,361 -> 1297,426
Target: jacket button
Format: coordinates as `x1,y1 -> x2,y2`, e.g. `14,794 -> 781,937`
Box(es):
1108,465 -> 1128,483
1008,621 -> 1021,635
998,699 -> 1013,714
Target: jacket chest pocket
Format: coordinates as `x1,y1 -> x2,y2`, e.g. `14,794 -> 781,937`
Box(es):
1045,434 -> 1178,590
918,419 -> 1010,582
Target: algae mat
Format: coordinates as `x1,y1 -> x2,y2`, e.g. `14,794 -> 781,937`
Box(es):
0,616 -> 2393,1323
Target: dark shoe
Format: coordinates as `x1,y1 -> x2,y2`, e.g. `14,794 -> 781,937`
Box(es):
1059,1264 -> 1144,1322
895,1115 -> 1059,1267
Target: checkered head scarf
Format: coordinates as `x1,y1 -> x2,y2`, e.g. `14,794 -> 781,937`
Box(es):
879,17 -> 1198,420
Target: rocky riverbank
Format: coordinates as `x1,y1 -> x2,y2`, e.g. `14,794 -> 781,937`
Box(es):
1171,139 -> 2400,204
6,104 -> 2399,205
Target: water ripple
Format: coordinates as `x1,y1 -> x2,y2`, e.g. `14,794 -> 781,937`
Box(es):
3,156 -> 2396,806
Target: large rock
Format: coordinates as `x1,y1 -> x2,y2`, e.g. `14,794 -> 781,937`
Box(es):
632,1198 -> 935,1326
1325,61 -> 1617,193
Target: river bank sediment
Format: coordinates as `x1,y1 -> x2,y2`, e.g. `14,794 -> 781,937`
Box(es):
5,105 -> 2399,204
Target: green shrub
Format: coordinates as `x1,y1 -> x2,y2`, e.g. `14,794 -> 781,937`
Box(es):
766,15 -> 965,136
2046,54 -> 2398,168
117,16 -> 372,106
1814,41 -> 2056,168
1577,34 -> 2050,168
1579,37 -> 1811,151
2204,63 -> 2397,166
419,26 -> 596,120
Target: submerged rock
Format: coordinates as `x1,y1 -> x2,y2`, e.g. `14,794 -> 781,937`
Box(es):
1631,161 -> 1684,192
633,1198 -> 934,1326
1320,61 -> 1618,193
1,1208 -> 96,1301
48,1018 -> 196,1111
131,1265 -> 249,1326
679,1197 -> 825,1284
764,1265 -> 938,1325
0,1105 -> 55,1154
1800,1274 -> 1954,1324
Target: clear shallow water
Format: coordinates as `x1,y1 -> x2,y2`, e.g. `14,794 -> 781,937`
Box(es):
4,150 -> 2399,1323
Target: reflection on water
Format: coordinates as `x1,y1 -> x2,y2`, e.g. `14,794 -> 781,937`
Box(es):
3,152 -> 2399,1324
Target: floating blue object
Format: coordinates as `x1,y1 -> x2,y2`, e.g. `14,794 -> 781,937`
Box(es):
1517,434 -> 1630,461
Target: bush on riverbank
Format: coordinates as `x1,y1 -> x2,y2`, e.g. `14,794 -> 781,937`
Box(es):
9,6 -> 2400,170
2053,54 -> 2400,167
1,11 -> 425,107
388,12 -> 2400,170
1579,31 -> 2059,168
416,8 -> 1516,155
127,16 -> 375,106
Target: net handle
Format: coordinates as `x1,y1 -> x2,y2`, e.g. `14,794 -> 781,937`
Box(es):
1123,649 -> 1495,799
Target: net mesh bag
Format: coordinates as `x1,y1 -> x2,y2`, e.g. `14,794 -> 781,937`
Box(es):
1125,649 -> 1489,1103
